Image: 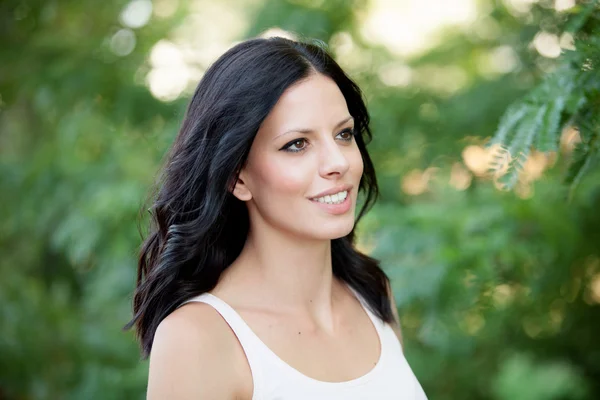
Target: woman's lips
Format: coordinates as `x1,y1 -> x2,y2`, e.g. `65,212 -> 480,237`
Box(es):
309,192 -> 352,215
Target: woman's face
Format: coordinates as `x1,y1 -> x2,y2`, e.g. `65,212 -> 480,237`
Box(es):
234,72 -> 364,241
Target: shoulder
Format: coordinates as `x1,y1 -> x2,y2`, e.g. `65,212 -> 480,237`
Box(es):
146,301 -> 252,400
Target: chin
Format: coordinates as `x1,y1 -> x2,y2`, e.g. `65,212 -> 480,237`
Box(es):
312,218 -> 356,240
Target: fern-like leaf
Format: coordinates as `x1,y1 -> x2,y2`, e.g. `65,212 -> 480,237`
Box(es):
491,106 -> 547,190
535,96 -> 566,152
496,150 -> 529,190
566,140 -> 591,185
488,145 -> 511,174
566,138 -> 598,201
487,105 -> 528,148
566,102 -> 599,198
484,2 -> 600,192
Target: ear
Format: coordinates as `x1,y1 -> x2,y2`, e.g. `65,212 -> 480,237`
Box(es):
231,171 -> 252,201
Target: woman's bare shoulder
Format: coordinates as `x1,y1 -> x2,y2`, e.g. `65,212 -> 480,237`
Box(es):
146,302 -> 252,400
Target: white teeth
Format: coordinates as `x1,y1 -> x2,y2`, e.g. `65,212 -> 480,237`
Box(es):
312,190 -> 348,205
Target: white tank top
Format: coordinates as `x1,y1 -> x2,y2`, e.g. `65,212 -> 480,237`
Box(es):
181,287 -> 428,399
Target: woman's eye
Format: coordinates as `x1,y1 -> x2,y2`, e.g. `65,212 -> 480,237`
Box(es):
281,129 -> 354,153
282,138 -> 308,153
337,128 -> 355,141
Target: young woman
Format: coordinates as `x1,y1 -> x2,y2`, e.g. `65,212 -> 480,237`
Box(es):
128,36 -> 428,399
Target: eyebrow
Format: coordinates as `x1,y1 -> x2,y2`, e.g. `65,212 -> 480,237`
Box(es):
273,116 -> 354,141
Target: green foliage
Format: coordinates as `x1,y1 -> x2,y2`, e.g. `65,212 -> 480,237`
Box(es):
1,0 -> 599,399
488,1 -> 600,191
368,175 -> 600,400
567,108 -> 600,199
493,353 -> 587,400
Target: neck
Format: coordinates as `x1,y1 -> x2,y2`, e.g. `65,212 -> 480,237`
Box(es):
223,224 -> 346,317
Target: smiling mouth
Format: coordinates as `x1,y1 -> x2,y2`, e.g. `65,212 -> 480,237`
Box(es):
310,190 -> 348,205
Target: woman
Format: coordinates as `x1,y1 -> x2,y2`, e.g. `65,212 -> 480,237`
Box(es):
128,36 -> 428,399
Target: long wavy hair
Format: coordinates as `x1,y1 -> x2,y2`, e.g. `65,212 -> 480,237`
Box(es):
127,36 -> 394,357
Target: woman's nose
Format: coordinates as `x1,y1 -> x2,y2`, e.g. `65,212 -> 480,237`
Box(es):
318,139 -> 350,178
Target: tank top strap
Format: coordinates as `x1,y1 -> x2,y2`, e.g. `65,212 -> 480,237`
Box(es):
179,293 -> 265,399
345,284 -> 386,332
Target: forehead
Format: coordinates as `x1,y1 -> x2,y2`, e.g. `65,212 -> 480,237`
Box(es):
259,73 -> 351,135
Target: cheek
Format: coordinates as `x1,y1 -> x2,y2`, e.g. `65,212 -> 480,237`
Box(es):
251,155 -> 312,197
349,146 -> 364,178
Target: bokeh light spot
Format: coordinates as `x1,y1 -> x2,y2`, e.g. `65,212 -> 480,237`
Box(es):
534,31 -> 562,59
110,29 -> 136,56
120,0 -> 153,29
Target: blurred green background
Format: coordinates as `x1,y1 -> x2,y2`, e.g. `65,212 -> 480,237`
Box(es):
1,0 -> 599,399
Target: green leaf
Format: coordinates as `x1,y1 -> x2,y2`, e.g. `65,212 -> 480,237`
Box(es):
496,149 -> 528,190
494,106 -> 547,190
535,96 -> 565,152
566,140 -> 591,184
566,133 -> 599,201
487,105 -> 529,148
